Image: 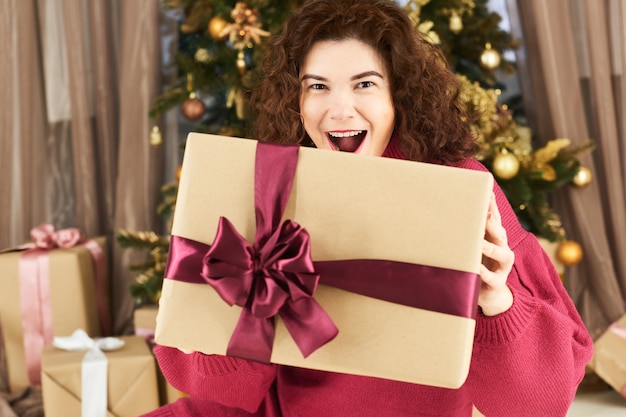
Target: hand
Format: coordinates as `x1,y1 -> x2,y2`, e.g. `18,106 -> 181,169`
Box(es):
479,193 -> 514,316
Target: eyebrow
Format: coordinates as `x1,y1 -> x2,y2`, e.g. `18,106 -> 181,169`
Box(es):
300,71 -> 384,81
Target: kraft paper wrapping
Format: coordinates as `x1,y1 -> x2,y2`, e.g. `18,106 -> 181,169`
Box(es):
134,306 -> 159,346
134,306 -> 184,405
588,314 -> 626,398
41,335 -> 160,417
155,133 -> 493,389
0,237 -> 106,392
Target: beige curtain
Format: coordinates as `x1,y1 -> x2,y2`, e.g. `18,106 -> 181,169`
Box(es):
0,0 -> 164,335
0,0 -> 48,244
509,0 -> 626,339
113,0 -> 164,334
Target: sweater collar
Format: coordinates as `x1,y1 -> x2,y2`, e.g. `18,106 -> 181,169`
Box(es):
381,134 -> 407,160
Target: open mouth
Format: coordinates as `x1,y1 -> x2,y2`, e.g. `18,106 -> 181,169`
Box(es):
327,130 -> 366,152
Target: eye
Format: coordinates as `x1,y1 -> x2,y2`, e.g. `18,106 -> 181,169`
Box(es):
356,81 -> 374,88
309,83 -> 326,90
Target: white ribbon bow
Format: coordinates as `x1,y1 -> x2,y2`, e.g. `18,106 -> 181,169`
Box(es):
53,329 -> 125,417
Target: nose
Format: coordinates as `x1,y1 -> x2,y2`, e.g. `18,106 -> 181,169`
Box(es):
328,89 -> 355,120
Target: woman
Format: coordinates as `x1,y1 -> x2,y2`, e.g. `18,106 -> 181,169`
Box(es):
145,0 -> 593,415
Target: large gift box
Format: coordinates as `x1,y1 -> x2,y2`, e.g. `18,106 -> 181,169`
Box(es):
0,235 -> 109,392
588,314 -> 626,398
41,335 -> 160,417
134,305 -> 184,405
155,133 -> 493,389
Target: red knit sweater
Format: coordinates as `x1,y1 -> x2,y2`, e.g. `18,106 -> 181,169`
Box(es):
142,140 -> 593,417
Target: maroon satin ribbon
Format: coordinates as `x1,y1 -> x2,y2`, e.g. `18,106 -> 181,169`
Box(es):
165,141 -> 480,363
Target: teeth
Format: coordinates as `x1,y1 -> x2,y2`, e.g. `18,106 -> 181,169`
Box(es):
328,130 -> 363,138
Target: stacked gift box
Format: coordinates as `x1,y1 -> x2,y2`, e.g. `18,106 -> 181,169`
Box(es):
134,304 -> 185,405
0,227 -> 161,416
588,314 -> 626,399
41,332 -> 160,417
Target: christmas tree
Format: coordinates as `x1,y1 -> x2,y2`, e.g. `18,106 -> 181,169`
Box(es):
119,0 -> 593,306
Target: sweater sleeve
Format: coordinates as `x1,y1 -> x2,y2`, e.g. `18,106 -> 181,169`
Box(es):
464,163 -> 593,416
153,345 -> 278,414
139,395 -> 278,417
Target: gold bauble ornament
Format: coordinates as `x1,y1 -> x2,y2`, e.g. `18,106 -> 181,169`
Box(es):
149,125 -> 162,146
492,150 -> 520,180
194,48 -> 212,63
236,51 -> 247,74
480,43 -> 501,70
181,94 -> 205,121
175,165 -> 182,182
208,16 -> 228,40
449,11 -> 463,34
572,166 -> 592,188
556,240 -> 583,266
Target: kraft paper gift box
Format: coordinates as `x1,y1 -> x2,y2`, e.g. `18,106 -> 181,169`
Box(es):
0,236 -> 108,392
588,314 -> 626,398
133,305 -> 159,345
134,305 -> 184,405
41,335 -> 160,417
155,133 -> 493,389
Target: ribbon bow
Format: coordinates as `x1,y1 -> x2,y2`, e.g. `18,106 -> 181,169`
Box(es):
30,223 -> 85,249
53,329 -> 124,417
201,142 -> 338,362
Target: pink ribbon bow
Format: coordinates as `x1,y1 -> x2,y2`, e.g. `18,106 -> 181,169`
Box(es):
30,223 -> 84,249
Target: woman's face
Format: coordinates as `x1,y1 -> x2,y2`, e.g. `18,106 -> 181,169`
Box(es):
299,39 -> 395,156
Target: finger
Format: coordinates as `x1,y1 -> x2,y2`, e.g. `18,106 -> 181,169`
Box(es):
479,264 -> 499,286
482,239 -> 515,270
489,192 -> 501,223
485,212 -> 508,246
482,239 -> 499,260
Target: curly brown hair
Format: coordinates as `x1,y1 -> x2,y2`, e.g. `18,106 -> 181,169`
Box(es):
251,0 -> 477,164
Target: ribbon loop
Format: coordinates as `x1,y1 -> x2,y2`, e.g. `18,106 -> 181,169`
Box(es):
202,217 -> 255,307
30,223 -> 85,249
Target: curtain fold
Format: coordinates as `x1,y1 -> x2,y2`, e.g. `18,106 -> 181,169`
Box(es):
88,0 -> 120,237
580,0 -> 626,284
39,0 -> 76,229
0,0 -> 16,247
113,0 -> 164,334
512,0 -> 626,339
62,0 -> 101,236
0,0 -> 49,248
